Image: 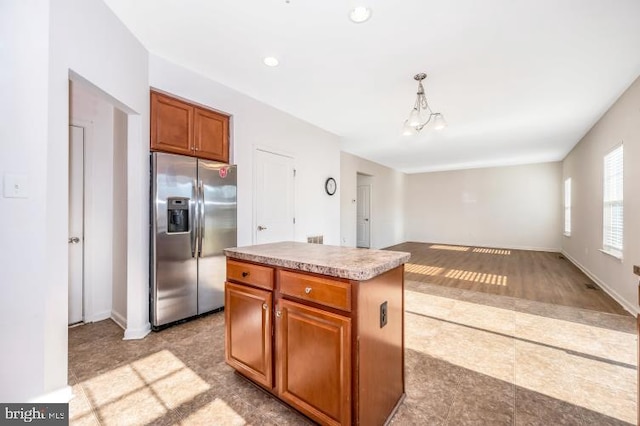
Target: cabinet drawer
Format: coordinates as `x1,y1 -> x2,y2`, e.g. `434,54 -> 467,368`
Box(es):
279,270 -> 351,312
227,260 -> 274,290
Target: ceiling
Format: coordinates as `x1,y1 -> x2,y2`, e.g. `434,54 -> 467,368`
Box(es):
103,0 -> 640,173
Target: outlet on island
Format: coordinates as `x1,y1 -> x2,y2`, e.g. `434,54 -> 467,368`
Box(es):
380,301 -> 388,328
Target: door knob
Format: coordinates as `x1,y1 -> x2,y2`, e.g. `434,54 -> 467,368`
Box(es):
257,225 -> 268,231
68,237 -> 80,244
364,218 -> 369,222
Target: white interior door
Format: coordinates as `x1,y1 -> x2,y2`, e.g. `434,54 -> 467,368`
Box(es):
69,125 -> 84,325
356,184 -> 370,248
255,149 -> 295,244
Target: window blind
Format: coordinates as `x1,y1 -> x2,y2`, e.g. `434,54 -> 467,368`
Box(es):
603,145 -> 623,257
564,178 -> 571,235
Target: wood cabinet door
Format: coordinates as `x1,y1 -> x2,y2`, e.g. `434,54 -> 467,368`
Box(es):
225,282 -> 273,388
276,299 -> 351,426
193,107 -> 229,162
151,92 -> 194,155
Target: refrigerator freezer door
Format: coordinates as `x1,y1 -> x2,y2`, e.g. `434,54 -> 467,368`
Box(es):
197,161 -> 237,313
152,153 -> 199,326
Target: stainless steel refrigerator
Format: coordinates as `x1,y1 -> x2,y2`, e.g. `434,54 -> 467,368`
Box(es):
150,152 -> 237,328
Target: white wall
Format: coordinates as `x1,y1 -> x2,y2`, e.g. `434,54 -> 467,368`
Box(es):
0,0 -> 150,402
562,76 -> 640,315
70,82 -> 114,322
405,162 -> 562,251
0,0 -> 51,403
341,152 -> 406,249
149,55 -> 342,246
112,108 -> 128,328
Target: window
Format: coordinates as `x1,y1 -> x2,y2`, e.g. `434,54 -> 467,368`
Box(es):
603,145 -> 623,258
564,178 -> 571,236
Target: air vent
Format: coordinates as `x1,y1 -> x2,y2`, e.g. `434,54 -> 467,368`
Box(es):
307,235 -> 324,244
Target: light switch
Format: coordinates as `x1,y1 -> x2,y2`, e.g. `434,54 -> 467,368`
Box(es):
3,174 -> 29,198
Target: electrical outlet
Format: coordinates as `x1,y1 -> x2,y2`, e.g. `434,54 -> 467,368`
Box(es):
380,301 -> 388,328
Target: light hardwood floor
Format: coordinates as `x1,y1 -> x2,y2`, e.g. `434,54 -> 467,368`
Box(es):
387,242 -> 629,315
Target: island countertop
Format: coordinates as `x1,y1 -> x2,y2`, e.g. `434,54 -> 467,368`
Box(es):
224,241 -> 411,281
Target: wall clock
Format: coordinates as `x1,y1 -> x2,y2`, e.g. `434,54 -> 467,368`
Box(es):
325,177 -> 337,196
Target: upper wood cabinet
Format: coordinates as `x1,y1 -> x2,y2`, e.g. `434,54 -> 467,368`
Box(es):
150,92 -> 193,156
194,107 -> 229,162
151,91 -> 230,163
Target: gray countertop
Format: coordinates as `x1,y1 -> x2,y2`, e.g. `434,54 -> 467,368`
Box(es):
224,241 -> 411,281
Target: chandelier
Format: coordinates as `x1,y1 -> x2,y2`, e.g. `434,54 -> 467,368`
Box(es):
402,73 -> 447,136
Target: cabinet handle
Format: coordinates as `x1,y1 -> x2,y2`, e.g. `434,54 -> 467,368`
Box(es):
262,303 -> 268,310
276,310 -> 282,318
305,287 -> 312,294
242,271 -> 250,278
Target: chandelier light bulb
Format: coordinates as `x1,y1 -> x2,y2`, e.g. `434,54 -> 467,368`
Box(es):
407,108 -> 422,127
433,113 -> 447,130
402,120 -> 418,136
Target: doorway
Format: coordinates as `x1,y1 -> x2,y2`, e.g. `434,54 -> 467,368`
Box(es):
69,80 -> 128,328
356,173 -> 372,248
254,148 -> 295,244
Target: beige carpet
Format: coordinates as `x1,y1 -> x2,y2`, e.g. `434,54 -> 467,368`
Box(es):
69,280 -> 636,425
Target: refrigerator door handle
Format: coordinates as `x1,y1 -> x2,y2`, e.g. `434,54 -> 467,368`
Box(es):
191,179 -> 198,258
198,180 -> 204,257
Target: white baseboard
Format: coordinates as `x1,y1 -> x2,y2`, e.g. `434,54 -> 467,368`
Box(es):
29,386 -> 73,403
86,310 -> 111,323
111,310 -> 127,330
561,250 -> 638,316
124,322 -> 151,340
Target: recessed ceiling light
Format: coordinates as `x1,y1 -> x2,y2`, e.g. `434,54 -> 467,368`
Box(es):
263,57 -> 279,67
349,6 -> 372,23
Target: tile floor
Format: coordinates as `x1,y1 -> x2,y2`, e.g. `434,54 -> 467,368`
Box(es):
69,280 -> 637,425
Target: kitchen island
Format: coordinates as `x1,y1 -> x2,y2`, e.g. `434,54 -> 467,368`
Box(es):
224,242 -> 410,426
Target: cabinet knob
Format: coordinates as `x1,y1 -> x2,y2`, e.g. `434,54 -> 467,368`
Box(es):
276,310 -> 282,318
305,287 -> 312,294
242,271 -> 250,278
262,303 -> 268,310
